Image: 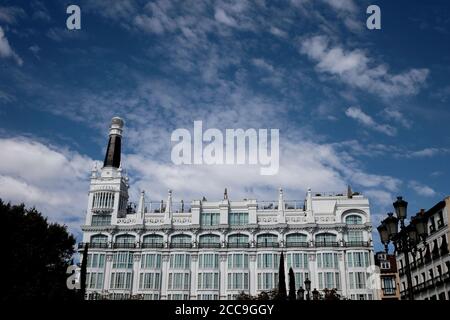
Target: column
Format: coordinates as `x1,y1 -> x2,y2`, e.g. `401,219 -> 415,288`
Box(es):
249,253 -> 257,296
132,253 -> 141,295
191,254 -> 199,300
219,253 -> 228,299
104,253 -> 113,293
160,253 -> 170,299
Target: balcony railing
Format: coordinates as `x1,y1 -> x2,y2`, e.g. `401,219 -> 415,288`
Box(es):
227,242 -> 250,248
198,243 -> 221,248
285,241 -> 309,248
382,287 -> 397,296
78,242 -> 109,249
169,242 -> 193,249
257,242 -> 280,248
344,241 -> 370,247
314,241 -> 339,247
141,242 -> 164,249
113,242 -> 137,249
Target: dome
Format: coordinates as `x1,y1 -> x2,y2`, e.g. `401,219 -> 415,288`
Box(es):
110,116 -> 124,128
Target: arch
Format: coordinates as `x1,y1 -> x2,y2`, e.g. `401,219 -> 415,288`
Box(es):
286,233 -> 307,243
90,234 -> 108,248
227,233 -> 250,248
341,209 -> 367,224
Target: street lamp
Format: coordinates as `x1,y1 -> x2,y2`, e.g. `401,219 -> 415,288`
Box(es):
297,286 -> 305,300
304,278 -> 311,300
377,196 -> 428,300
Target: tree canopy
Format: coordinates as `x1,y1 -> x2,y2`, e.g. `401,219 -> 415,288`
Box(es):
1,199 -> 78,300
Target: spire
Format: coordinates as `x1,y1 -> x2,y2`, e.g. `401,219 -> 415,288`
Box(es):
103,117 -> 124,168
165,189 -> 172,214
137,190 -> 145,218
278,187 -> 284,212
347,185 -> 353,198
306,187 -> 312,211
224,188 -> 228,200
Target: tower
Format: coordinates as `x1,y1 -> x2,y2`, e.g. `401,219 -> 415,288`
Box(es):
84,117 -> 129,227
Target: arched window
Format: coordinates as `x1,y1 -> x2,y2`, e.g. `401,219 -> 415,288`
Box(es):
345,215 -> 363,225
170,234 -> 192,248
198,234 -> 220,248
315,233 -> 337,246
142,234 -> 163,248
114,234 -> 136,248
286,233 -> 308,247
257,234 -> 279,248
228,234 -> 249,248
90,234 -> 108,248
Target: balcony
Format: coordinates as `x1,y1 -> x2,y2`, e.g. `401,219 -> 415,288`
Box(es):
113,242 -> 137,249
257,242 -> 280,248
227,242 -> 250,248
169,242 -> 192,249
382,287 -> 397,296
78,242 -> 109,249
314,241 -> 339,248
344,241 -> 370,247
198,243 -> 221,249
285,242 -> 309,248
141,242 -> 164,249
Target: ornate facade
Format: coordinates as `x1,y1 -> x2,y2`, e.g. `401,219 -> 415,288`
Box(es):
79,117 -> 377,300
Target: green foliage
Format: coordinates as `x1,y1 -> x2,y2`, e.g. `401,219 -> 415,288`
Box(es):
1,199 -> 78,301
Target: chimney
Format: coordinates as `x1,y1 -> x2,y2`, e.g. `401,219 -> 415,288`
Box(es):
103,117 -> 124,168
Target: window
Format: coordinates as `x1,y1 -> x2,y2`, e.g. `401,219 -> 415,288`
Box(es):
257,253 -> 279,269
198,272 -> 219,289
382,277 -> 396,295
318,272 -> 340,289
87,253 -> 105,268
169,254 -> 191,269
199,254 -> 219,269
110,272 -> 132,289
228,254 -> 249,269
92,192 -> 115,209
91,234 -> 108,245
170,234 -> 192,247
227,273 -> 249,290
286,233 -> 307,246
115,234 -> 136,246
317,253 -> 338,269
345,215 -> 363,225
294,272 -> 310,290
257,273 -> 278,290
380,262 -> 390,269
142,235 -> 163,247
112,252 -> 133,269
228,212 -> 248,225
200,212 -> 220,226
347,252 -> 370,268
347,231 -> 363,243
349,272 -> 367,289
168,272 -> 190,290
91,215 -> 111,226
257,234 -> 278,247
198,234 -> 220,247
315,233 -> 337,244
139,273 -> 161,290
287,253 -> 308,269
87,272 -> 104,289
228,234 -> 249,246
141,254 -> 161,269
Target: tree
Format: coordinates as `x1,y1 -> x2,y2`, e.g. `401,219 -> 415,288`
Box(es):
288,267 -> 296,300
79,243 -> 89,300
1,199 -> 78,301
277,252 -> 287,300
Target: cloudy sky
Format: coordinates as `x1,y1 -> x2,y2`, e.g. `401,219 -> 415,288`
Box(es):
0,0 -> 449,249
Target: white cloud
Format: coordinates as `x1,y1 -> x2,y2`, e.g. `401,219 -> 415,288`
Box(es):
382,107 -> 412,129
300,35 -> 429,98
0,6 -> 26,24
345,106 -> 397,136
0,137 -> 93,236
405,147 -> 449,158
0,26 -> 23,65
269,26 -> 288,38
409,181 -> 436,197
214,8 -> 238,27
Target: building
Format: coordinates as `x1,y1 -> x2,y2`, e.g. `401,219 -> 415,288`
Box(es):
374,252 -> 400,300
79,117 -> 377,300
397,199 -> 450,300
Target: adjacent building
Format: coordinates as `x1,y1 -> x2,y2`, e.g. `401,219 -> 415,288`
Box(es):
374,252 -> 400,300
79,117 -> 377,300
397,198 -> 450,300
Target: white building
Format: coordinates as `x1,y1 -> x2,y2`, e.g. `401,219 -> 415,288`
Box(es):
397,198 -> 450,300
79,117 -> 377,300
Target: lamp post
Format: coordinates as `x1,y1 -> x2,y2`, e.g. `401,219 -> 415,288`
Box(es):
377,196 -> 428,300
304,278 -> 311,300
312,288 -> 319,300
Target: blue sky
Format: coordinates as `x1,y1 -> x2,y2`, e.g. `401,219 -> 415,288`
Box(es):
0,0 -> 449,250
